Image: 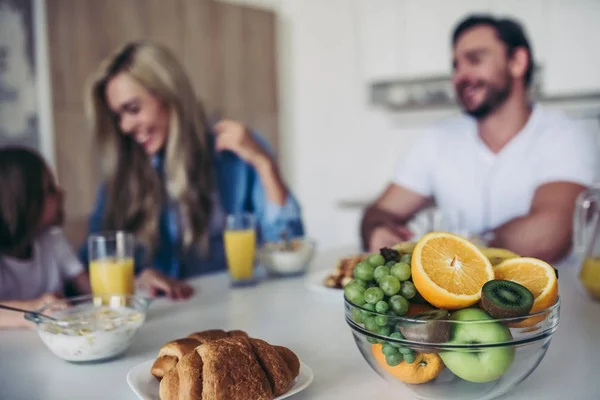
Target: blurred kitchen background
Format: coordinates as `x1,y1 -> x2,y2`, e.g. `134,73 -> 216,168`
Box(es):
1,0 -> 599,252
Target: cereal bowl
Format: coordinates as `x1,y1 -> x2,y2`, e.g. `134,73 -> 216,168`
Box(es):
31,294 -> 149,362
260,237 -> 316,276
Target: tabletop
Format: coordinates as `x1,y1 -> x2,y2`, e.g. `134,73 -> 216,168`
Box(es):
0,248 -> 599,400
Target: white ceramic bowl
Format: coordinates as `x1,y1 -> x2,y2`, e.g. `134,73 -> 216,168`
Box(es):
260,238 -> 316,276
32,294 -> 149,362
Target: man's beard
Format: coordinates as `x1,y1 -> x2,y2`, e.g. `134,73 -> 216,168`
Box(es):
457,73 -> 512,119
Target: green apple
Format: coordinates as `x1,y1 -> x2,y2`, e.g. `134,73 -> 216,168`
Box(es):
439,308 -> 515,383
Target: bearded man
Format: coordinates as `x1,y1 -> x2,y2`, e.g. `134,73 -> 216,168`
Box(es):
360,15 -> 599,262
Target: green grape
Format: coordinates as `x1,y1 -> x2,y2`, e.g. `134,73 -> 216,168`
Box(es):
400,281 -> 417,299
403,350 -> 416,364
367,254 -> 385,267
374,265 -> 390,282
375,300 -> 389,314
389,295 -> 410,315
344,283 -> 366,306
364,287 -> 384,305
351,307 -> 362,323
400,254 -> 412,264
354,262 -> 375,281
377,326 -> 391,337
363,303 -> 376,311
389,332 -> 404,348
385,353 -> 403,366
352,278 -> 368,288
379,275 -> 401,296
375,315 -> 388,327
391,262 -> 411,281
381,343 -> 398,356
399,347 -> 413,355
364,316 -> 378,332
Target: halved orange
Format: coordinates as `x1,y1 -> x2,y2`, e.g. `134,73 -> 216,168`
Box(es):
493,257 -> 558,314
411,232 -> 494,309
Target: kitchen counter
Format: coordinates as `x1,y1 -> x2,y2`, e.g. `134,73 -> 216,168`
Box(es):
0,248 -> 598,400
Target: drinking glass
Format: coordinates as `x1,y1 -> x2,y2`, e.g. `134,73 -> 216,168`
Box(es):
223,213 -> 257,287
88,231 -> 135,296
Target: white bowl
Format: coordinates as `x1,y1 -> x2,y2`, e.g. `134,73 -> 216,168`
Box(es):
33,294 -> 149,362
260,238 -> 316,276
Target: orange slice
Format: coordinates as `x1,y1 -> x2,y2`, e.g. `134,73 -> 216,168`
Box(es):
493,257 -> 558,313
411,232 -> 494,309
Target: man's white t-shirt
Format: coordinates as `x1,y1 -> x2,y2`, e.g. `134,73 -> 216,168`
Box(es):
394,104 -> 599,235
0,229 -> 84,301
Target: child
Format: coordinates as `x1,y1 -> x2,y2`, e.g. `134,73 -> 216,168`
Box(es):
0,147 -> 90,328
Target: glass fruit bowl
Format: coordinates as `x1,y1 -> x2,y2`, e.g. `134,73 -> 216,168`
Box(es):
30,294 -> 149,363
344,296 -> 560,400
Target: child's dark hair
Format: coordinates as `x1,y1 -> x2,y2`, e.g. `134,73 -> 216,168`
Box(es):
0,146 -> 50,254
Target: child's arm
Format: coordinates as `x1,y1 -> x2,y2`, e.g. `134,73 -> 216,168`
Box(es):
68,271 -> 91,296
49,228 -> 90,296
0,293 -> 62,329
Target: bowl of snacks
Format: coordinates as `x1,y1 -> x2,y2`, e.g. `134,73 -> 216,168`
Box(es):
344,233 -> 560,400
259,237 -> 316,277
32,294 -> 149,362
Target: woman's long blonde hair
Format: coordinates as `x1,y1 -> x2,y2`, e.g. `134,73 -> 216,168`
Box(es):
86,41 -> 214,257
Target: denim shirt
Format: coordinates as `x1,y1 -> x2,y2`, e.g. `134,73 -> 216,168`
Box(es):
79,133 -> 305,278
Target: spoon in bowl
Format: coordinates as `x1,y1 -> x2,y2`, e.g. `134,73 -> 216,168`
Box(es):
0,303 -> 68,325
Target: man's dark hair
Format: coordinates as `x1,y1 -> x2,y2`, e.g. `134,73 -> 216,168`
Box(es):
452,15 -> 534,87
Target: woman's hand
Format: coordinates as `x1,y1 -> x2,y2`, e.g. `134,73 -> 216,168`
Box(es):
214,120 -> 270,167
136,268 -> 194,300
214,119 -> 288,205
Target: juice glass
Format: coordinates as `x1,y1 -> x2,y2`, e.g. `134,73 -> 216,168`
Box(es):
88,231 -> 135,296
223,213 -> 257,287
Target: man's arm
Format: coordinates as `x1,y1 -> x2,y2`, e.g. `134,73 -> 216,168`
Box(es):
361,184 -> 432,251
488,181 -> 586,262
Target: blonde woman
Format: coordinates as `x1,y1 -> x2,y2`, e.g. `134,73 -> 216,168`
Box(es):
79,41 -> 304,299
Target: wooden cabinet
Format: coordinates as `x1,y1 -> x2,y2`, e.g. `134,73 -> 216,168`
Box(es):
46,0 -> 279,228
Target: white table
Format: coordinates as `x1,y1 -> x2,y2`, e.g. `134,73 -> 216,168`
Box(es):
1,249 -> 599,400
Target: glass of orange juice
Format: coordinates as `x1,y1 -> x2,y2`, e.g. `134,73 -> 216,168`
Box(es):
224,213 -> 257,287
88,231 -> 135,296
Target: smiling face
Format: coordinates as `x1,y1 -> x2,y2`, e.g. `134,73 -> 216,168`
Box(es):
452,25 -> 515,119
105,72 -> 171,155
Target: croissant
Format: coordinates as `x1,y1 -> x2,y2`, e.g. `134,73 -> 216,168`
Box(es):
159,336 -> 301,400
152,330 -> 249,380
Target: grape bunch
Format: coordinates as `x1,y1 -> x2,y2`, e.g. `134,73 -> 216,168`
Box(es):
344,248 -> 419,366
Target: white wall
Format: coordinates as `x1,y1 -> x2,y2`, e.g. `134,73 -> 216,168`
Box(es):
222,0 -> 422,251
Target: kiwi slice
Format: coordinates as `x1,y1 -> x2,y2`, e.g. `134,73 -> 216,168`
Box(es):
398,309 -> 450,344
480,279 -> 534,319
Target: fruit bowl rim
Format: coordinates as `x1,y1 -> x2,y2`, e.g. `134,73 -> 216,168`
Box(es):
344,296 -> 560,349
344,295 -> 560,324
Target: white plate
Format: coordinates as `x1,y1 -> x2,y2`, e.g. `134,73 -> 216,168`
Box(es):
126,359 -> 314,400
304,269 -> 343,299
